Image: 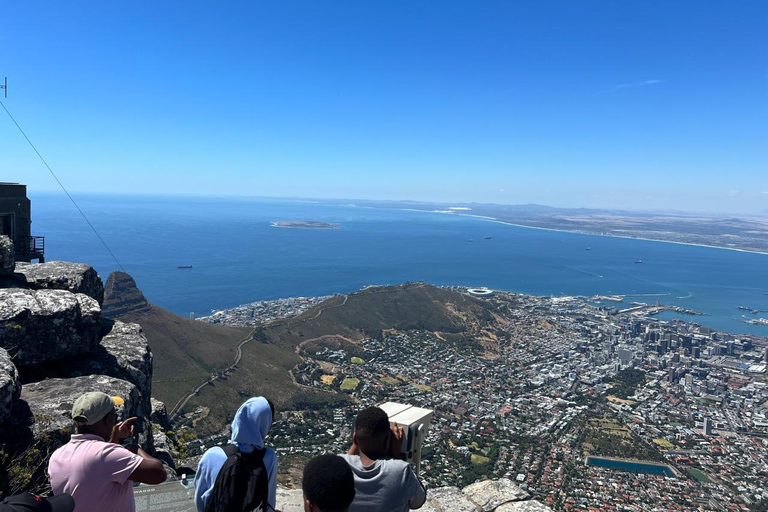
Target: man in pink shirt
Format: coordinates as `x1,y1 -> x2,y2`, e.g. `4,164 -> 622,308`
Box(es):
48,392 -> 167,512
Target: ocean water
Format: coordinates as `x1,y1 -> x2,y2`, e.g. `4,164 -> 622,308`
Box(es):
29,192 -> 768,336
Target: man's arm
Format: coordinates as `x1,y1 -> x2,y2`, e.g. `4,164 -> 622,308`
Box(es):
409,475 -> 427,510
109,416 -> 166,485
126,445 -> 167,485
405,464 -> 426,510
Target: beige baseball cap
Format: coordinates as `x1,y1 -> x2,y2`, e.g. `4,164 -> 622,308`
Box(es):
71,392 -> 124,426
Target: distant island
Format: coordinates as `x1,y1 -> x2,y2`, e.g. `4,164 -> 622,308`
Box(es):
272,221 -> 341,229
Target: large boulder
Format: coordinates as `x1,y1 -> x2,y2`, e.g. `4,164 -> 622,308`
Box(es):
20,321 -> 153,419
151,427 -> 176,471
97,321 -> 153,410
151,398 -> 171,431
15,261 -> 104,305
19,375 -> 143,444
0,236 -> 14,276
0,289 -> 101,366
462,478 -> 530,511
430,487 -> 480,512
0,348 -> 21,424
102,271 -> 150,318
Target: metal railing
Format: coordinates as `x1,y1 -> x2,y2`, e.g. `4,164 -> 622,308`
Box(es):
14,235 -> 45,259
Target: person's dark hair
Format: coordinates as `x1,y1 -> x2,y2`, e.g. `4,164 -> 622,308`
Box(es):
354,407 -> 389,437
302,454 -> 355,512
266,398 -> 276,424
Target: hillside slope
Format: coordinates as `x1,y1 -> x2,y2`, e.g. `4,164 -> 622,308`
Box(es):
103,272 -> 252,409
258,282 -> 495,350
106,276 -> 501,435
103,272 -> 347,434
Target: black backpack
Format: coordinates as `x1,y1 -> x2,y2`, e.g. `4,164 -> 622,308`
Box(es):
203,444 -> 270,512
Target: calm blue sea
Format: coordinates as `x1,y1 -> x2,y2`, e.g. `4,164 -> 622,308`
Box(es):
30,192 -> 768,336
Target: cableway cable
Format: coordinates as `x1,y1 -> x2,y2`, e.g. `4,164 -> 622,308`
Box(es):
0,100 -> 127,273
1,100 -> 210,421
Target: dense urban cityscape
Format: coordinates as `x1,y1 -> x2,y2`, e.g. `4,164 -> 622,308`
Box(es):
202,288 -> 768,511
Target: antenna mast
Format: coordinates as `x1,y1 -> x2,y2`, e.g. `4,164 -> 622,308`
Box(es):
0,77 -> 6,98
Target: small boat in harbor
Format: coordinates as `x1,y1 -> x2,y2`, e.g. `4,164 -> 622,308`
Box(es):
178,265 -> 193,269
635,260 -> 642,264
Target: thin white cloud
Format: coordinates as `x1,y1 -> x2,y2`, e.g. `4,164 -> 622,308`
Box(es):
601,79 -> 665,94
728,190 -> 768,198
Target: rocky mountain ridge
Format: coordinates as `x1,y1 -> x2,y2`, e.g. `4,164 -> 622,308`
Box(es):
0,235 -> 171,495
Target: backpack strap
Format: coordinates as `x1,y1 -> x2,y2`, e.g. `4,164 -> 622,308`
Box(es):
221,444 -> 240,457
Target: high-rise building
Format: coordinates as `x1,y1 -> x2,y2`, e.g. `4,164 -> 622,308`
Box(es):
618,348 -> 633,366
703,417 -> 713,436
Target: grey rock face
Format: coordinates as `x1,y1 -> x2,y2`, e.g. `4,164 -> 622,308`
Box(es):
0,348 -> 21,424
98,321 -> 153,410
0,236 -> 14,276
19,375 -> 142,448
152,427 -> 176,470
0,289 -> 101,366
430,487 -> 481,512
15,261 -> 104,305
19,321 -> 153,431
495,500 -> 552,512
151,398 -> 171,431
462,478 -> 530,511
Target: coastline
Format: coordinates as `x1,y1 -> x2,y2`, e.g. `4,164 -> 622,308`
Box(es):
390,206 -> 768,256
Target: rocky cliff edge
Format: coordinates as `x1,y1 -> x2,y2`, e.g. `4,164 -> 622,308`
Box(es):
0,235 -> 168,495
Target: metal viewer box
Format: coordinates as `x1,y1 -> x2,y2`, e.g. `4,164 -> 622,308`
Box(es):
378,401 -> 433,474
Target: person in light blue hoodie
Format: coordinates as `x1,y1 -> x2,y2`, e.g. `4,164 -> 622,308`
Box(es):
194,397 -> 278,512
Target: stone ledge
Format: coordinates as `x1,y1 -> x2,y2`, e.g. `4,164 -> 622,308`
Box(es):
274,479 -> 552,512
15,261 -> 104,305
0,289 -> 101,366
462,478 -> 530,511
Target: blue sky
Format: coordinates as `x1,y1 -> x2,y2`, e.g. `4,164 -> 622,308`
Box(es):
2,1 -> 767,213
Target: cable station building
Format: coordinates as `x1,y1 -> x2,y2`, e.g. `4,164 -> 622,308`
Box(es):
0,182 -> 44,262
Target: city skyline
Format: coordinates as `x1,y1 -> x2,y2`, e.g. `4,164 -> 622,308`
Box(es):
2,1 -> 767,214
